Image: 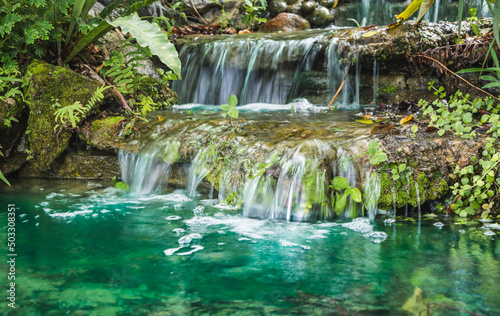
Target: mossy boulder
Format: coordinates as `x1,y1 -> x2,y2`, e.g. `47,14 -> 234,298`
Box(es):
79,116 -> 128,151
20,61 -> 110,177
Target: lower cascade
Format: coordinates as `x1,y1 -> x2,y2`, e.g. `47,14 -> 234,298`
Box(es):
117,111 -> 382,221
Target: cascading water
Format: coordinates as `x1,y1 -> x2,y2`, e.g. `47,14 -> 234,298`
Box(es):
174,32 -> 328,105
118,141 -> 180,194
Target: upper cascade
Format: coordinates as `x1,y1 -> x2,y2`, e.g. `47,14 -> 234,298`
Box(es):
173,30 -> 332,106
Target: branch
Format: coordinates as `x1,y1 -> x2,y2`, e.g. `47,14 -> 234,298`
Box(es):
328,63 -> 351,108
414,54 -> 500,102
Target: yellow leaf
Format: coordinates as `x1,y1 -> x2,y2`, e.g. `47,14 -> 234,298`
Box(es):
396,0 -> 423,22
416,0 -> 435,23
362,30 -> 378,38
399,114 -> 413,125
332,0 -> 339,8
157,115 -> 165,122
356,119 -> 375,125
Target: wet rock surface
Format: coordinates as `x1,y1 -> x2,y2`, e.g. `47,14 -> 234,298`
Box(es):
262,13 -> 311,32
76,109 -> 487,212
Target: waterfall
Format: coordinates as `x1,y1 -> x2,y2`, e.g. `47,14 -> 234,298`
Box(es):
327,39 -> 362,109
363,171 -> 381,221
118,141 -> 179,194
173,33 -> 328,105
242,141 -> 330,221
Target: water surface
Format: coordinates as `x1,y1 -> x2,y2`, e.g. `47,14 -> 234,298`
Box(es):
0,180 -> 499,315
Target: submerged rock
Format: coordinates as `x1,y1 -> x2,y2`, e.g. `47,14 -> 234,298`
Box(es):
262,13 -> 311,32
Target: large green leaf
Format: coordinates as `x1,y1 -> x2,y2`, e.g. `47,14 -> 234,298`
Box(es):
65,0 -> 165,64
109,14 -> 181,79
65,20 -> 113,63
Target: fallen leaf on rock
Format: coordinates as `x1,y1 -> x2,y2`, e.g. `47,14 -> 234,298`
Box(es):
362,30 -> 378,37
399,114 -> 413,125
356,119 -> 375,125
239,29 -> 251,34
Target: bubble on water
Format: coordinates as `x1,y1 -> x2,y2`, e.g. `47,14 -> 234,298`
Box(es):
433,222 -> 444,227
192,206 -> 204,216
177,245 -> 204,256
46,192 -> 65,200
459,229 -> 466,234
238,237 -> 251,241
384,219 -> 395,225
166,215 -> 182,220
484,230 -> 496,236
218,243 -> 226,246
218,230 -> 226,234
92,214 -> 98,218
164,247 -> 181,256
178,235 -> 192,247
172,228 -> 185,236
489,223 -> 500,230
365,231 -> 388,244
479,218 -> 493,223
188,233 -> 203,240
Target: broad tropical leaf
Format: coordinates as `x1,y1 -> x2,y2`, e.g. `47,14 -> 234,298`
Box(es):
109,14 -> 181,79
65,0 -> 165,64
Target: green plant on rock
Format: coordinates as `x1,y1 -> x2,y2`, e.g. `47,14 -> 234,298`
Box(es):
421,89 -> 490,140
329,176 -> 362,217
209,0 -> 234,29
220,94 -> 239,124
53,85 -> 109,130
366,141 -> 388,167
419,88 -> 500,219
241,0 -> 267,28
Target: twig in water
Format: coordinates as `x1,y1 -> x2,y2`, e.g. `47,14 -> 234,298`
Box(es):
328,63 -> 351,108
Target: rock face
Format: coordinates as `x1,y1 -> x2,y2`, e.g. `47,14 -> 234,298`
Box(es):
262,13 -> 311,32
20,61 -> 110,177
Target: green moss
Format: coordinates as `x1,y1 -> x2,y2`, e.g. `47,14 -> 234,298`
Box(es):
378,170 -> 449,210
21,61 -> 108,175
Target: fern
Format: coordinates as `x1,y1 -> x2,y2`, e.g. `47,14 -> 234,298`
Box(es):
53,85 -> 109,130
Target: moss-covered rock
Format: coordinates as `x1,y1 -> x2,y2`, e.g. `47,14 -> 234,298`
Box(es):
51,152 -> 120,179
80,116 -> 126,151
20,61 -> 110,177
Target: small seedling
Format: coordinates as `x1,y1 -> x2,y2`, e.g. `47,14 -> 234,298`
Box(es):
220,94 -> 239,124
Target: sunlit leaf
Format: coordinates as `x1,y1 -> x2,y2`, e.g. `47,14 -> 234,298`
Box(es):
399,114 -> 413,125
362,30 -> 378,38
332,176 -> 350,191
351,187 -> 362,203
356,119 -> 374,124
